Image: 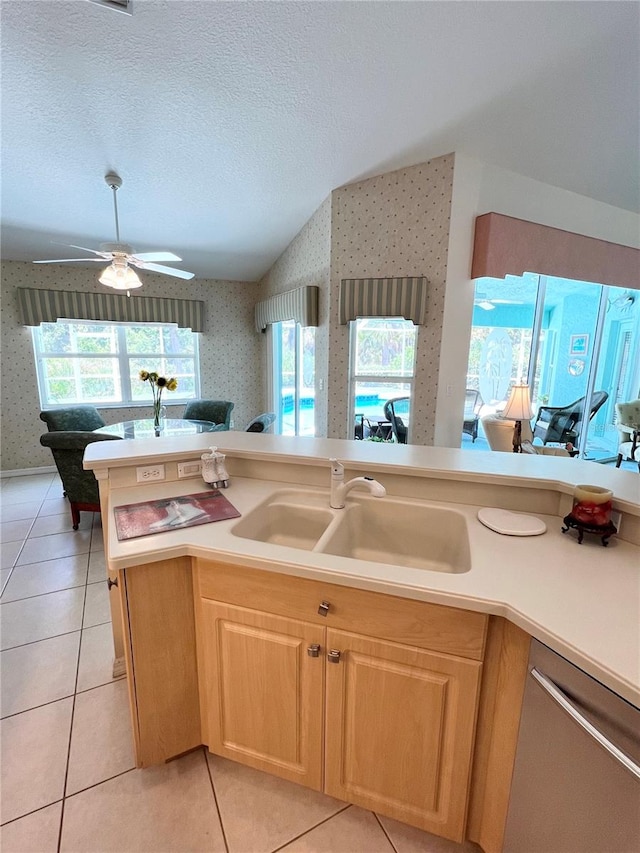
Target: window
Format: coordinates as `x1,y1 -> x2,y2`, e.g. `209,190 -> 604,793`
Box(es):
32,320 -> 200,408
466,275 -> 640,460
272,320 -> 315,436
349,317 -> 418,439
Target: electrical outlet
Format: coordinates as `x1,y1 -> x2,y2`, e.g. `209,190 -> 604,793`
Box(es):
136,464 -> 165,483
177,460 -> 203,479
611,511 -> 622,534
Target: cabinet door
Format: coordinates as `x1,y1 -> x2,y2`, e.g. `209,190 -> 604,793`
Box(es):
122,559 -> 201,768
199,600 -> 325,790
324,629 -> 482,842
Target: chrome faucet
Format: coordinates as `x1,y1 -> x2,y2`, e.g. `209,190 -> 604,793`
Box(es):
329,458 -> 386,509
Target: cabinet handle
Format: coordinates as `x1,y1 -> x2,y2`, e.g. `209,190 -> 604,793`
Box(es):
307,644 -> 321,657
318,600 -> 330,617
107,577 -> 118,590
327,649 -> 341,664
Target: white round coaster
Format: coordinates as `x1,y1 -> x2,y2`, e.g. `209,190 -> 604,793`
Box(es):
477,507 -> 547,536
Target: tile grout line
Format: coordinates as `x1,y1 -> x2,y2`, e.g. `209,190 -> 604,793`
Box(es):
269,803 -> 353,853
2,581 -> 91,606
56,542 -> 92,853
374,812 -> 401,853
1,627 -> 88,655
202,750 -> 230,853
0,489 -> 49,589
0,799 -> 64,830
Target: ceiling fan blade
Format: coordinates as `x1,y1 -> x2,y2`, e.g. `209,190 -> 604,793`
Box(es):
34,258 -> 107,264
133,261 -> 194,279
131,251 -> 182,263
52,242 -> 112,258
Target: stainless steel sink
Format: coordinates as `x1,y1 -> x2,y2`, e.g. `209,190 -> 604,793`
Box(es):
231,490 -> 471,573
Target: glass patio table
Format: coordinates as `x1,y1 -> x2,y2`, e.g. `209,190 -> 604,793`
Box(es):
94,418 -> 224,439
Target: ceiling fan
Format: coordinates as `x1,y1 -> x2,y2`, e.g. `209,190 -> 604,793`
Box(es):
34,173 -> 194,291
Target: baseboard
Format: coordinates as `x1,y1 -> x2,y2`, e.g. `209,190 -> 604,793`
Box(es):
0,466 -> 57,479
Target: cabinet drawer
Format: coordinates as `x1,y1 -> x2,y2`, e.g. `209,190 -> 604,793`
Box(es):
195,558 -> 487,660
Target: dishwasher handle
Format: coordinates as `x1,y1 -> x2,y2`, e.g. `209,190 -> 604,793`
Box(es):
531,667 -> 640,781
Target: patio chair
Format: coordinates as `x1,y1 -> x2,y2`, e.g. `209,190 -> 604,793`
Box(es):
40,406 -> 106,432
354,413 -> 373,440
40,431 -> 122,529
183,400 -> 234,429
245,412 -> 276,433
615,399 -> 640,472
462,389 -> 482,442
481,415 -> 569,456
532,391 -> 608,445
383,397 -> 410,444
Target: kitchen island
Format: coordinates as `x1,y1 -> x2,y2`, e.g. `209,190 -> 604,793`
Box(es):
85,433 -> 640,851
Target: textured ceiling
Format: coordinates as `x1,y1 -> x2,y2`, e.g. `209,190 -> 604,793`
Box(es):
1,0 -> 638,282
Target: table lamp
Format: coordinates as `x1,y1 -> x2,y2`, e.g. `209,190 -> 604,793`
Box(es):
501,383 -> 534,453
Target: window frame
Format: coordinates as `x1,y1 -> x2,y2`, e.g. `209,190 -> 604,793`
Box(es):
348,317 -> 418,440
271,319 -> 316,437
32,319 -> 201,409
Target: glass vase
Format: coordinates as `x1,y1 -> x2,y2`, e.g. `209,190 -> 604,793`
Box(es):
153,398 -> 165,432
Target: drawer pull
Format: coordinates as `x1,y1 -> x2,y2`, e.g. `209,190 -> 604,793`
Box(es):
107,577 -> 118,590
318,601 -> 330,617
327,649 -> 341,664
307,644 -> 321,658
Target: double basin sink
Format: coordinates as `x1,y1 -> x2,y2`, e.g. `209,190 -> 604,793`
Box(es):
231,489 -> 471,574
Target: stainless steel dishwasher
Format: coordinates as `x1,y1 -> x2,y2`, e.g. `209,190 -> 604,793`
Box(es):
503,639 -> 640,853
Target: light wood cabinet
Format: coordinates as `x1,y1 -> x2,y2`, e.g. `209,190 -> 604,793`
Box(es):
194,559 -> 486,842
119,557 -> 201,767
118,557 -> 526,847
198,600 -> 324,790
324,629 -> 481,841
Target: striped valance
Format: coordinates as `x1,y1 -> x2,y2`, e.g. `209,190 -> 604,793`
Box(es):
255,285 -> 319,332
339,277 -> 428,325
17,288 -> 205,332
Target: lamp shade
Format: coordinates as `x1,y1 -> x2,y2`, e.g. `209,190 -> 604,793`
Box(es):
501,383 -> 534,422
99,263 -> 142,290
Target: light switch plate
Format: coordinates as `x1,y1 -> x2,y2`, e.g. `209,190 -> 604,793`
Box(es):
177,460 -> 203,479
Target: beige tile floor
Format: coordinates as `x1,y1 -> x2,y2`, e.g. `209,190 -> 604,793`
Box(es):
1,472 -> 480,853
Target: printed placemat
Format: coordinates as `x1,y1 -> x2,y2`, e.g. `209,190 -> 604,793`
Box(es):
114,490 -> 241,540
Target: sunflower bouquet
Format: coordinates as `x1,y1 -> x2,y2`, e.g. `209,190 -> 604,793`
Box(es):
139,370 -> 178,428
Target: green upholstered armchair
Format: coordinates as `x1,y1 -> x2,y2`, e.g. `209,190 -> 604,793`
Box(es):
183,400 -> 234,429
245,412 -> 276,433
40,406 -> 106,432
40,431 -> 121,529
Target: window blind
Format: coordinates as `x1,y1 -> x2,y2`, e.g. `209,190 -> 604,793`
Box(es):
254,285 -> 319,332
339,277 -> 428,325
17,288 -> 205,332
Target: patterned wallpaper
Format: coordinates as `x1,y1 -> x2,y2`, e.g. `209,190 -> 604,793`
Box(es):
0,263 -> 261,472
327,154 -> 455,443
3,155 -> 455,470
259,195 -> 332,436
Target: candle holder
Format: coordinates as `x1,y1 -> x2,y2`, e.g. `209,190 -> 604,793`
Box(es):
562,484 -> 617,546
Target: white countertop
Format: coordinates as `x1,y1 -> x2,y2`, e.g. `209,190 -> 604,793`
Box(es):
86,434 -> 640,707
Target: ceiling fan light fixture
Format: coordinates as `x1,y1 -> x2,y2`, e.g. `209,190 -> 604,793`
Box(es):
99,263 -> 142,290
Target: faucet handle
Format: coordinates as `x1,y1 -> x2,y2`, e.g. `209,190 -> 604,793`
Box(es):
329,458 -> 344,479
